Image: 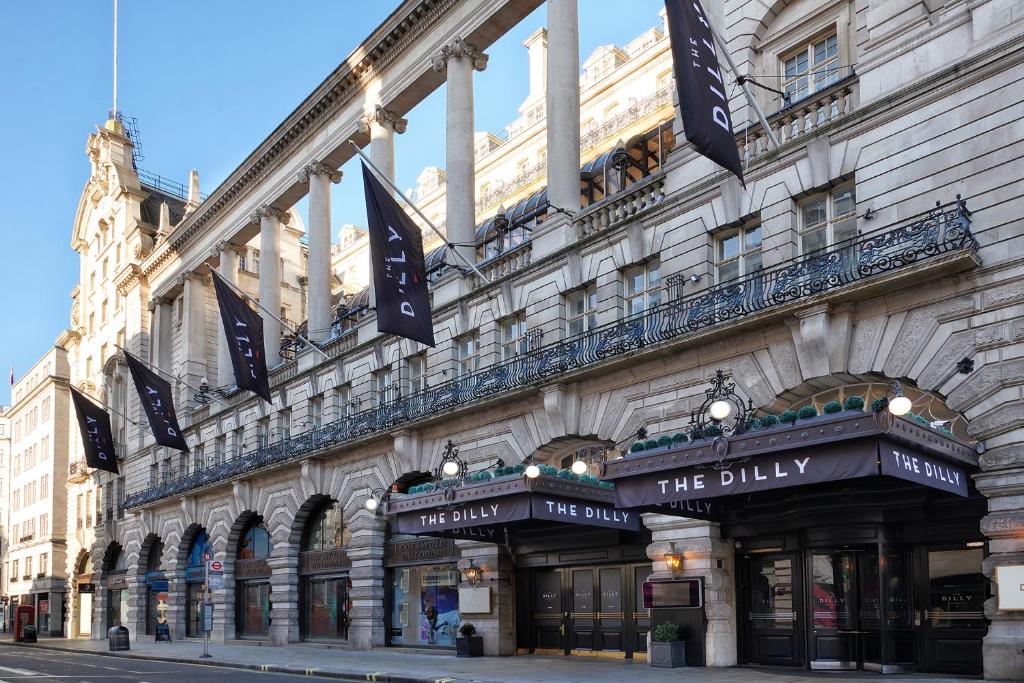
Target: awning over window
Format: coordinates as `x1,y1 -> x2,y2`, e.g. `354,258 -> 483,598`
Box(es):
602,412 -> 977,512
386,475 -> 641,541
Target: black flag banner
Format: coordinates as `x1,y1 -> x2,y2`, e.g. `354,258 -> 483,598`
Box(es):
124,351 -> 190,452
70,387 -> 120,474
211,269 -> 273,403
361,162 -> 435,347
664,0 -> 745,183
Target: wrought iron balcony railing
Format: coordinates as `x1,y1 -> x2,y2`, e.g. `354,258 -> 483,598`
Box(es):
123,198 -> 976,509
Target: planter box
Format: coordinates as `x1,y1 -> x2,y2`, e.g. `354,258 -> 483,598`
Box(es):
649,639 -> 685,667
456,635 -> 484,657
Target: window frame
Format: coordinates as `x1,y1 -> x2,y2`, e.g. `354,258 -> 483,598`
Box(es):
781,31 -> 840,105
501,313 -> 530,361
566,285 -> 598,337
797,184 -> 858,254
623,260 -> 662,319
454,333 -> 481,378
715,225 -> 764,283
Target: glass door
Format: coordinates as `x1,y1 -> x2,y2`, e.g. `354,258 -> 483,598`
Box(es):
745,553 -> 803,666
532,569 -> 564,654
917,547 -> 986,674
809,550 -> 859,669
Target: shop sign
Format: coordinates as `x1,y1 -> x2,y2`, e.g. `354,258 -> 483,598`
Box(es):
395,494 -> 531,536
385,538 -> 458,567
38,600 -> 48,614
996,565 -> 1024,611
614,443 -> 879,508
146,571 -> 168,591
78,583 -> 96,594
530,494 -> 639,531
878,440 -> 968,497
235,559 -> 271,580
422,570 -> 458,587
643,578 -> 704,609
299,548 -> 352,575
185,567 -> 205,583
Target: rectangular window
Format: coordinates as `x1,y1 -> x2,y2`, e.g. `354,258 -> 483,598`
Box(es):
40,514 -> 48,537
799,185 -> 857,253
85,490 -> 93,527
783,33 -> 839,104
716,225 -> 763,283
310,397 -> 323,429
12,560 -> 18,582
12,454 -> 19,476
116,477 -> 125,519
455,333 -> 481,378
567,285 -> 598,337
338,385 -> 353,418
624,260 -> 662,318
501,314 -> 530,361
408,354 -> 427,395
40,435 -> 49,460
40,553 -> 48,577
374,367 -> 398,407
24,557 -> 31,580
12,489 -> 19,511
77,494 -> 83,529
41,397 -> 50,421
215,435 -> 226,464
257,419 -> 270,449
40,474 -> 48,499
279,409 -> 292,441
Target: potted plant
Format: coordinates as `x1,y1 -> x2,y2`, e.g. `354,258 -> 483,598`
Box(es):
649,622 -> 685,667
456,622 -> 484,658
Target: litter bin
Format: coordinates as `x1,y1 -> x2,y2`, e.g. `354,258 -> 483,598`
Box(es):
21,625 -> 37,643
108,626 -> 130,651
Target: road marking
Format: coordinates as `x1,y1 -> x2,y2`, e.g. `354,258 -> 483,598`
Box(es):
435,679 -> 455,683
0,665 -> 42,675
366,674 -> 388,681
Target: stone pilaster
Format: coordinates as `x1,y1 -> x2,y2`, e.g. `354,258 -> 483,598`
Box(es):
457,540 -> 517,656
643,514 -> 737,666
213,557 -> 235,642
431,37 -> 488,268
252,205 -> 290,364
297,163 -> 342,344
268,546 -> 300,645
546,0 -> 581,213
165,568 -> 188,641
180,271 -> 209,408
126,572 -> 147,640
346,505 -> 386,649
975,441 -> 1024,680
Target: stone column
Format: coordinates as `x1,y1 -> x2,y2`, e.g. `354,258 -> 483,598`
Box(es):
431,37 -> 488,267
253,206 -> 289,364
146,296 -> 172,446
346,504 -> 386,649
126,572 -> 147,640
546,0 -> 581,213
268,545 -> 300,645
298,163 -> 342,344
214,242 -> 242,387
359,105 -> 408,185
180,272 -> 209,407
165,568 -> 187,641
457,540 -> 517,655
643,515 -> 737,666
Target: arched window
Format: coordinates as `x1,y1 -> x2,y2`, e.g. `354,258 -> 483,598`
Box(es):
239,524 -> 272,560
303,503 -> 349,552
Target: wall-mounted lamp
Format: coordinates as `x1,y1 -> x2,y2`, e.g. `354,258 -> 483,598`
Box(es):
464,558 -> 483,586
364,486 -> 391,512
664,544 -> 683,574
881,379 -> 912,416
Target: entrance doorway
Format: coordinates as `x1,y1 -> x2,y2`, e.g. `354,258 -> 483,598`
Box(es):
525,563 -> 649,658
739,544 -> 986,674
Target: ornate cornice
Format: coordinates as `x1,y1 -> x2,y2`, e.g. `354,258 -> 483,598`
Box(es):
154,0 -> 459,264
356,105 -> 409,135
430,36 -> 489,72
297,161 -> 343,184
250,205 -> 291,225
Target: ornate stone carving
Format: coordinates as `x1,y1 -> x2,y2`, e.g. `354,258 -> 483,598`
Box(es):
211,240 -> 245,259
430,36 -> 488,73
148,295 -> 170,312
297,161 -> 343,184
250,205 -> 291,225
356,105 -> 409,135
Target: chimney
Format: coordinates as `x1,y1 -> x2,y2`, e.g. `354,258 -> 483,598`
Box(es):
158,201 -> 170,238
186,169 -> 201,212
520,28 -> 548,113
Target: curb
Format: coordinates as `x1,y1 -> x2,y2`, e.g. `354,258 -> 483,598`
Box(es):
0,641 -> 471,683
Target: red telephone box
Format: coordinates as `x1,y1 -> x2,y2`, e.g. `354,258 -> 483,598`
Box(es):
14,605 -> 34,642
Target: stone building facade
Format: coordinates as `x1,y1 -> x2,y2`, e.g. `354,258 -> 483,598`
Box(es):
54,0 -> 1023,679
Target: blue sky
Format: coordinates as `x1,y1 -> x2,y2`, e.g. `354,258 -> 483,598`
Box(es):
0,0 -> 666,405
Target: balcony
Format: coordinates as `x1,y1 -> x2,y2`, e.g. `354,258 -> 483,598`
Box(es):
67,460 -> 89,483
123,198 -> 976,510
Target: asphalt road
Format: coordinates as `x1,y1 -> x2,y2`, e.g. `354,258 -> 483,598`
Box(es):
0,649 -> 340,682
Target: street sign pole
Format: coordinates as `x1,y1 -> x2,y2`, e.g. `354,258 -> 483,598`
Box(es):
200,555 -> 212,659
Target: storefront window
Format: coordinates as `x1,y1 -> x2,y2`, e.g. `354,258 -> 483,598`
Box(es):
300,502 -> 351,641
927,549 -> 986,628
236,520 -> 272,638
811,551 -> 854,629
390,564 -> 460,647
185,530 -> 209,638
306,577 -> 350,639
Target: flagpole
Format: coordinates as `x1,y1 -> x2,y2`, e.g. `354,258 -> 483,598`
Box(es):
208,267 -> 331,362
114,345 -> 231,408
346,140 -> 491,283
708,24 -> 781,148
74,387 -> 143,429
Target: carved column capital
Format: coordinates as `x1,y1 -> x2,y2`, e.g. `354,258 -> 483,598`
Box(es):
250,205 -> 291,225
148,296 -> 170,312
357,105 -> 408,135
297,161 -> 343,184
430,36 -> 488,73
211,240 -> 245,259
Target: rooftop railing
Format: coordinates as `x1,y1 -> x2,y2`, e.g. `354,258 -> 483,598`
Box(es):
123,197 -> 976,510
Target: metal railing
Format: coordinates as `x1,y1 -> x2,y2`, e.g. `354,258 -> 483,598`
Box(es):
137,168 -> 209,202
123,198 -> 976,509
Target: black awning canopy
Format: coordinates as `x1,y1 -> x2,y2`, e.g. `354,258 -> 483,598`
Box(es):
602,411 -> 978,511
386,474 -> 641,541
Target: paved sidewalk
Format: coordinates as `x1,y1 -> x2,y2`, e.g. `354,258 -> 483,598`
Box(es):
0,636 -> 974,683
